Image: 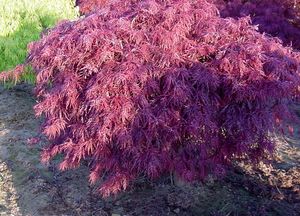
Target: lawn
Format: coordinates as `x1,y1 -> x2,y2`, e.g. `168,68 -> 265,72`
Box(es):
0,0 -> 78,74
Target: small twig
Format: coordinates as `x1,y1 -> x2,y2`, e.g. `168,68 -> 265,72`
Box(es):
170,172 -> 174,186
275,184 -> 283,194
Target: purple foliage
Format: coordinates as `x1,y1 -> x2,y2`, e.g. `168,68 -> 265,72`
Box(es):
2,0 -> 300,197
75,0 -> 108,15
214,0 -> 300,49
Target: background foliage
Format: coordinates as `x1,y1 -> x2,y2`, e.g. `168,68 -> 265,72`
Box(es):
0,0 -> 78,77
214,0 -> 300,50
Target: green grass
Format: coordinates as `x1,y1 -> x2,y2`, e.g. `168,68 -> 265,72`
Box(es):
0,0 -> 79,83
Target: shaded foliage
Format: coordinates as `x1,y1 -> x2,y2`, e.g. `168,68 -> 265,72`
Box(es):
214,0 -> 300,49
2,0 -> 300,196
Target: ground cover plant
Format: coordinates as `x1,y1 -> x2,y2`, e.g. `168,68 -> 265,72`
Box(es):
214,0 -> 300,50
0,0 -> 78,82
1,0 -> 300,197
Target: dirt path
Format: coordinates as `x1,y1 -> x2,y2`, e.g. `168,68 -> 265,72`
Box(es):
0,84 -> 299,216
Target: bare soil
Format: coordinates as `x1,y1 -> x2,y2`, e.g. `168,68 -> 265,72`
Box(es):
0,84 -> 299,216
